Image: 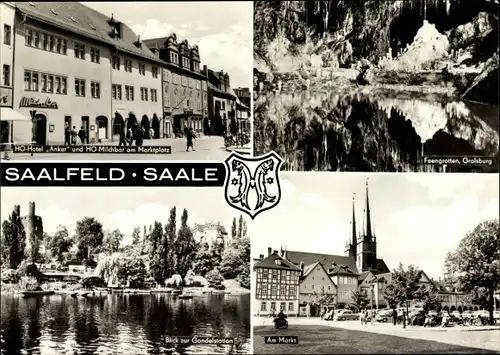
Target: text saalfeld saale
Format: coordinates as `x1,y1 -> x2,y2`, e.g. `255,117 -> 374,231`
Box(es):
3,166 -> 219,182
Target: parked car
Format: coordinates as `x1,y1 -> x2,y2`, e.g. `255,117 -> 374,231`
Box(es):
451,311 -> 462,319
323,310 -> 334,320
375,310 -> 393,323
494,311 -> 500,320
474,310 -> 490,318
334,310 -> 359,321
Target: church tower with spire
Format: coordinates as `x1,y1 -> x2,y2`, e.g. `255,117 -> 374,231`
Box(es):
356,179 -> 378,272
345,193 -> 357,258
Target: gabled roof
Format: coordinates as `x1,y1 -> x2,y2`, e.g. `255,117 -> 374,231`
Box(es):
329,264 -> 358,276
358,271 -> 372,282
15,2 -> 163,64
254,252 -> 301,271
374,259 -> 390,274
300,262 -> 338,290
302,262 -> 319,278
284,250 -> 359,274
374,272 -> 392,283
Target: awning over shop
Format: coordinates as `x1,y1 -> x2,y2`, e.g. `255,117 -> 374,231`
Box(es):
0,107 -> 32,121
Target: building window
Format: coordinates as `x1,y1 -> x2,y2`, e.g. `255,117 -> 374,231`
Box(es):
61,77 -> 67,94
151,89 -> 157,102
62,39 -> 67,55
112,84 -> 122,100
24,70 -> 38,91
112,56 -> 120,70
140,87 -> 148,101
33,32 -> 40,47
91,81 -> 100,98
90,48 -> 100,63
288,302 -> 294,311
75,79 -> 85,97
41,74 -> 47,93
280,302 -> 286,311
152,66 -> 158,78
48,35 -> 54,52
25,29 -> 33,46
124,60 -> 132,72
4,24 -> 11,45
139,63 -> 146,75
125,85 -> 134,101
2,65 -> 10,86
74,43 -> 85,59
170,52 -> 178,64
270,302 -> 276,311
260,302 -> 267,311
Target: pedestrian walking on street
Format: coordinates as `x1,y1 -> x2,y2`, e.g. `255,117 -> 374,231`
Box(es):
186,127 -> 196,152
118,126 -> 127,146
360,310 -> 365,325
78,127 -> 86,145
71,126 -> 77,145
149,127 -> 154,139
370,309 -> 375,325
64,124 -> 71,146
135,126 -> 144,146
126,126 -> 133,146
392,309 -> 397,326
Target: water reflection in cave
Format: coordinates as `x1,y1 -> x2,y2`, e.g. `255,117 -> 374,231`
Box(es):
253,91 -> 499,172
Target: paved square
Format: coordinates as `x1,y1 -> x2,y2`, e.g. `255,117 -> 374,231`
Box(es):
254,325 -> 500,354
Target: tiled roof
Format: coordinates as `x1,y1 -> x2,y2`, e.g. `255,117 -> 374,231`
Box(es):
358,271 -> 372,282
284,250 -> 359,274
15,2 -> 163,64
374,259 -> 391,274
374,272 -> 392,283
329,264 -> 358,275
302,262 -> 319,278
208,83 -> 237,99
254,252 -> 301,271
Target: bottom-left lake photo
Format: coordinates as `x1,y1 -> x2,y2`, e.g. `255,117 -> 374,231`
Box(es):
0,187 -> 251,355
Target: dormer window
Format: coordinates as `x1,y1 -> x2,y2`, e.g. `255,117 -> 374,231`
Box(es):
274,259 -> 281,266
51,9 -> 58,15
70,17 -> 78,23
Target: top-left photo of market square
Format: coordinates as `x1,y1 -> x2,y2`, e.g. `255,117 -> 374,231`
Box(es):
0,1 -> 252,161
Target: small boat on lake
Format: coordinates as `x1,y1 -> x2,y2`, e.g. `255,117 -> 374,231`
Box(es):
178,292 -> 193,300
21,290 -> 55,297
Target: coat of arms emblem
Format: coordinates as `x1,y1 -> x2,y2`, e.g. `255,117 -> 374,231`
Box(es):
224,151 -> 283,219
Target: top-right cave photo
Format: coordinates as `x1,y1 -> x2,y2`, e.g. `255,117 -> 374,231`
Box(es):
253,0 -> 499,173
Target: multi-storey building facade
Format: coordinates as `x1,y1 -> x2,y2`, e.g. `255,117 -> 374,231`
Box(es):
109,28 -> 163,141
207,69 -> 237,135
144,34 -> 209,137
298,261 -> 337,316
0,2 -> 15,147
5,2 -> 163,145
253,249 -> 301,316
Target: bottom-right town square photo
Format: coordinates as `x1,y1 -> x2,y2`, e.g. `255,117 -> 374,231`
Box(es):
251,173 -> 500,354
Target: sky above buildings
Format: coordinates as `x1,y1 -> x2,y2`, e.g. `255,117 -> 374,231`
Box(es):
1,187 -> 243,246
251,173 -> 499,280
82,2 -> 252,88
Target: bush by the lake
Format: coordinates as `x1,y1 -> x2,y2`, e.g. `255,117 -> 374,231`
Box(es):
19,276 -> 40,291
206,269 -> 225,290
1,268 -> 20,284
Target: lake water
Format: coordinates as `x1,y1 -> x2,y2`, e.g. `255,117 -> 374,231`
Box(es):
0,293 -> 250,355
253,91 -> 499,172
